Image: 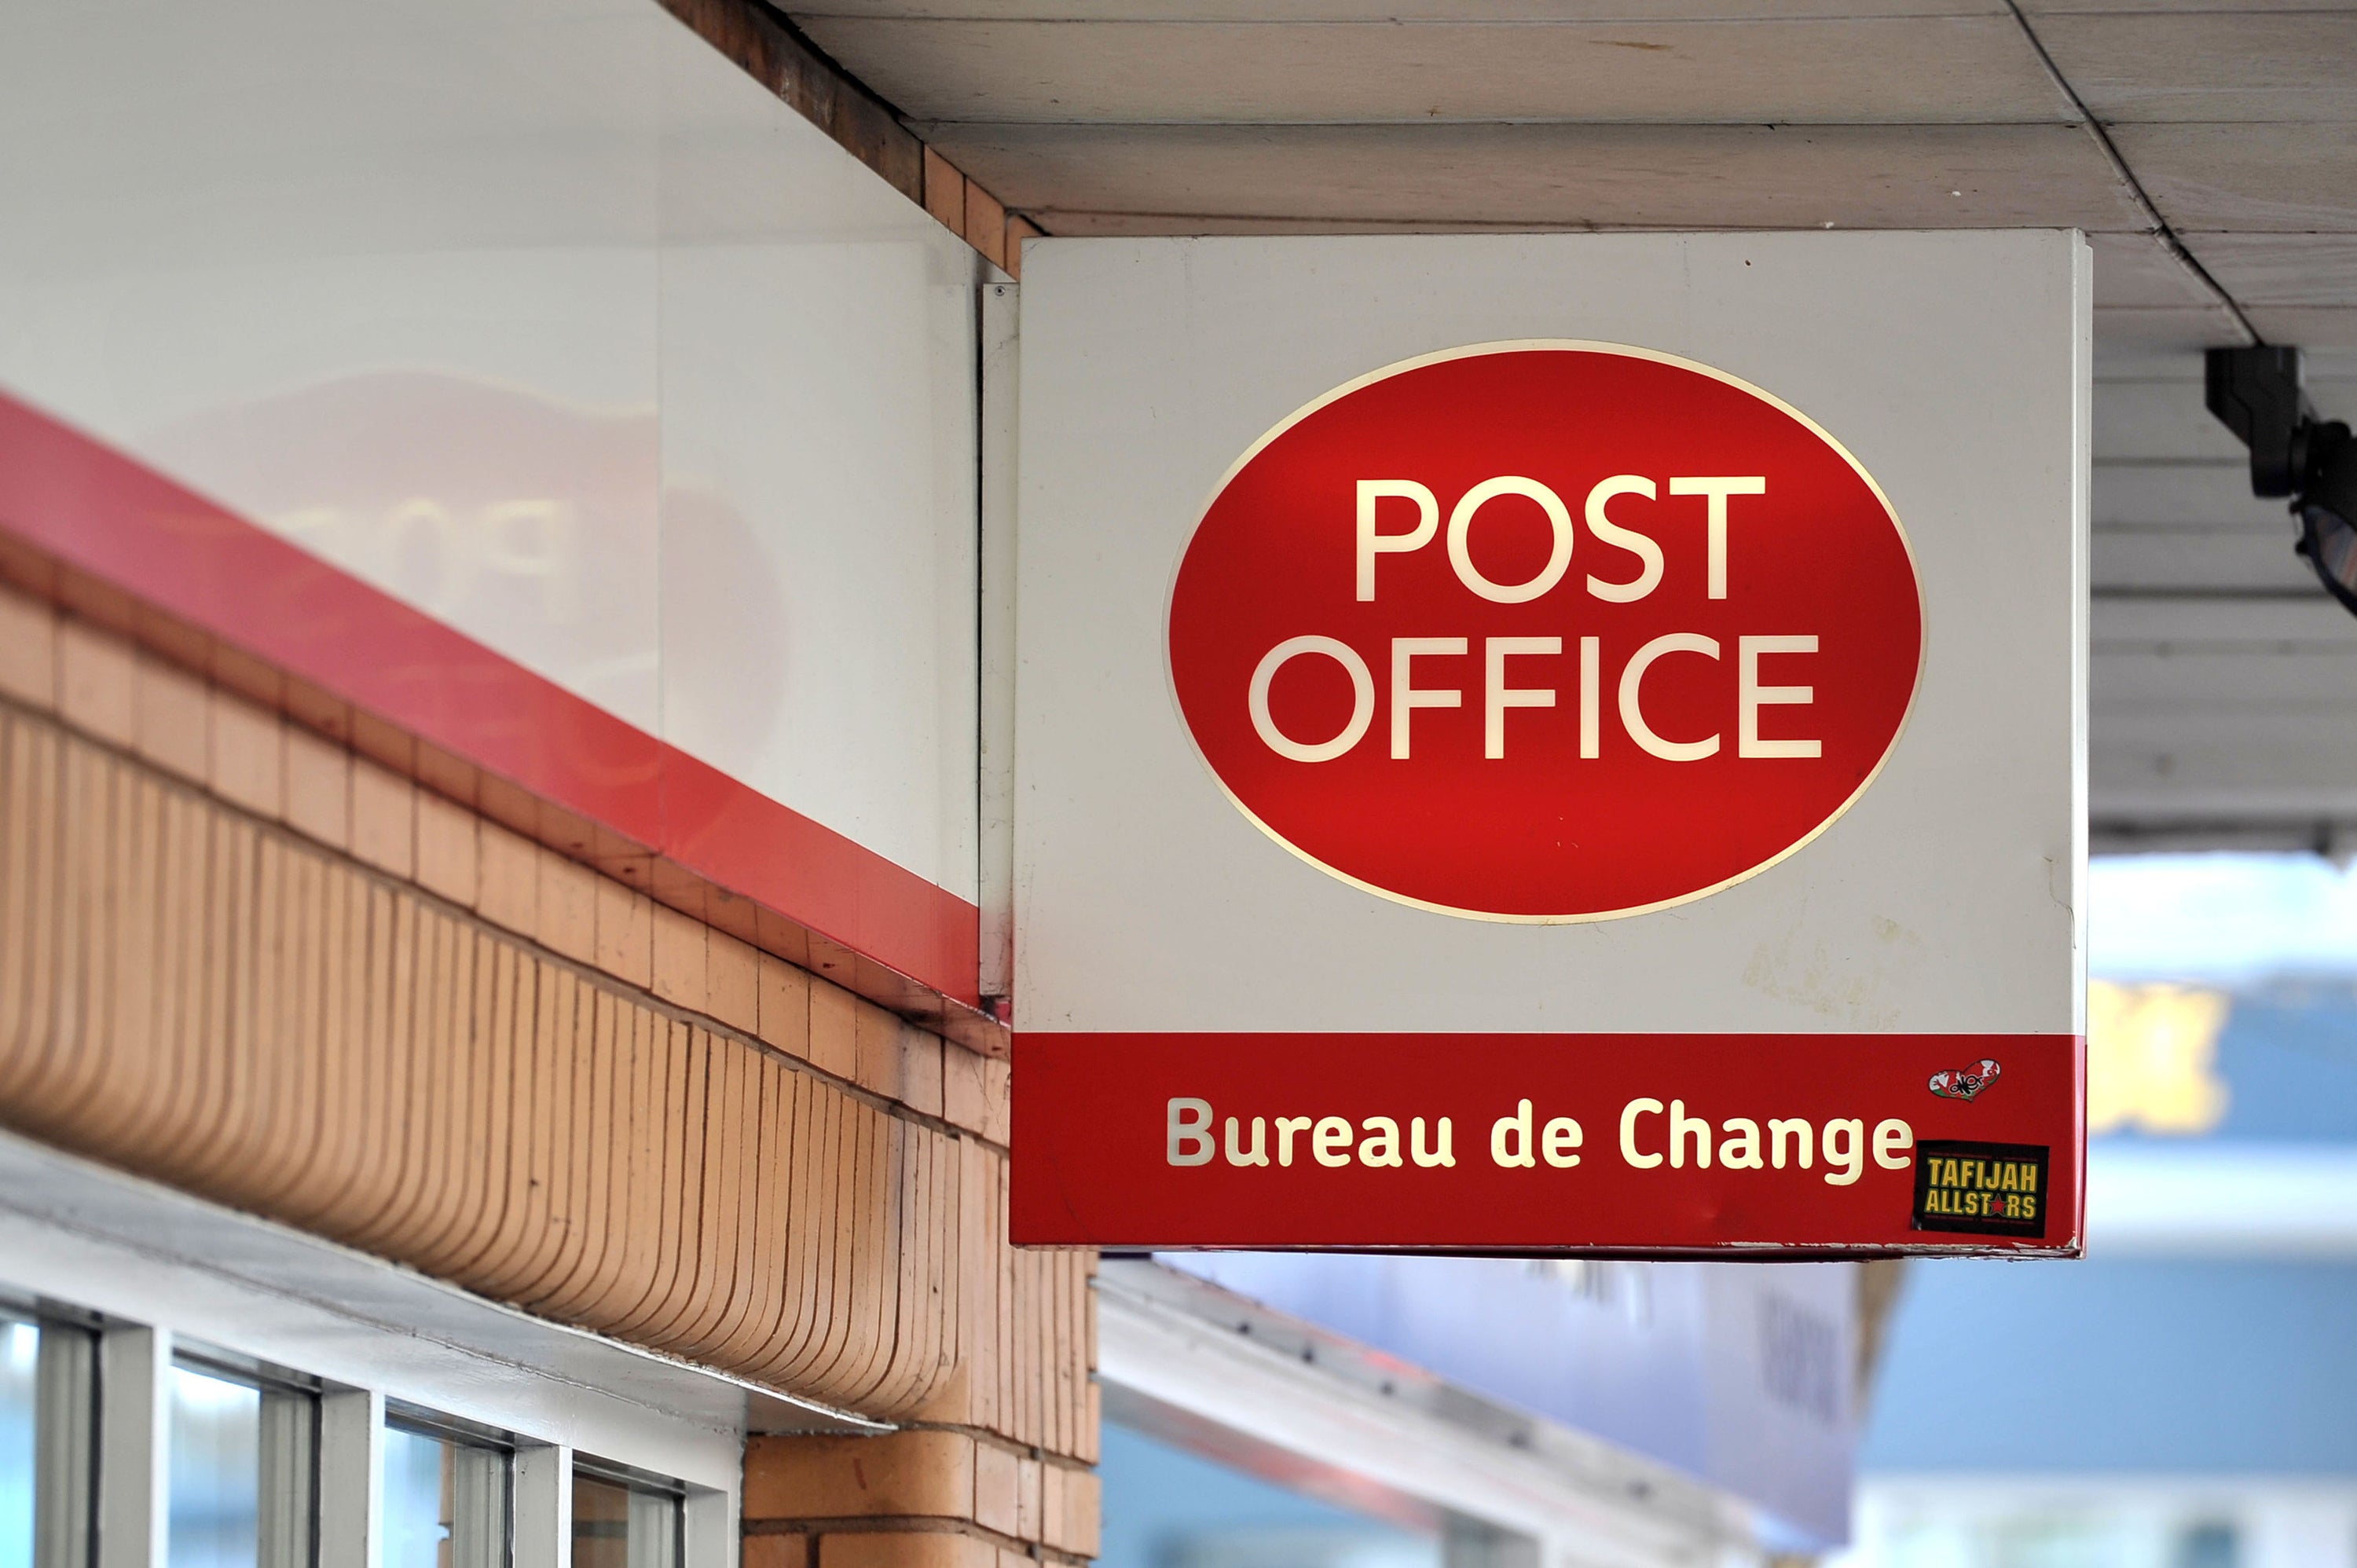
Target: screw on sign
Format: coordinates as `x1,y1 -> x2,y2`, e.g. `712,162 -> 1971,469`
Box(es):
1166,341 -> 1926,921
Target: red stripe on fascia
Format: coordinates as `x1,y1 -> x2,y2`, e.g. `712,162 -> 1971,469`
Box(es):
660,744 -> 981,1006
0,387 -> 981,1007
0,387 -> 663,841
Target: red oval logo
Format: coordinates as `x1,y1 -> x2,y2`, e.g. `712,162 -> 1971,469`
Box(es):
1166,341 -> 1924,921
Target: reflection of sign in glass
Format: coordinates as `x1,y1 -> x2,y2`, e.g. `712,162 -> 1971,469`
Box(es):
2086,980 -> 2231,1136
276,496 -> 584,624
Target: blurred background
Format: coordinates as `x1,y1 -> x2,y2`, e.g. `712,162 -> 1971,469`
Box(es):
1092,852 -> 2357,1568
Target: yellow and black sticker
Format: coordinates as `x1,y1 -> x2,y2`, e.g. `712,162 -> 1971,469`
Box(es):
1911,1139 -> 2049,1237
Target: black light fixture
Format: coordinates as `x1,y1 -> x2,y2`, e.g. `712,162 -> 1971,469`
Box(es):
2206,346 -> 2357,616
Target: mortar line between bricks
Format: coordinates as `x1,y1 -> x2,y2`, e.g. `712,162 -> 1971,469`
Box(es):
889,1423 -> 1098,1465
742,1519 -> 1088,1564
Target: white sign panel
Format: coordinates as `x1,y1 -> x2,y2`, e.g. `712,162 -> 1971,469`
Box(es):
1012,231 -> 2088,1255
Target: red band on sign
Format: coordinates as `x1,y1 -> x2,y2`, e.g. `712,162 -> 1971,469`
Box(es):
1168,341 -> 1923,921
1011,1031 -> 2084,1255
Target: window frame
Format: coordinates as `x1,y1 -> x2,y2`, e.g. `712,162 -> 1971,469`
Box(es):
0,1296 -> 99,1568
570,1459 -> 685,1568
382,1405 -> 515,1568
162,1349 -> 321,1568
0,1130 -> 753,1568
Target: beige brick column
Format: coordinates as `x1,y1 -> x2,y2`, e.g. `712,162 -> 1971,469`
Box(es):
743,1416 -> 1102,1568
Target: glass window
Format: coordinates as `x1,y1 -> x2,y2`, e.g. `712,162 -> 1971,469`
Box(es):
572,1467 -> 680,1568
2,1310 -> 93,1568
2,1317 -> 35,1568
167,1361 -> 313,1568
384,1420 -> 510,1568
168,1365 -> 258,1568
1099,1424 -> 1438,1568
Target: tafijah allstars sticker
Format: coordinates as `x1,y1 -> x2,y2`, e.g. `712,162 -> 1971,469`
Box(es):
1929,1057 -> 2001,1101
1912,1139 -> 2048,1237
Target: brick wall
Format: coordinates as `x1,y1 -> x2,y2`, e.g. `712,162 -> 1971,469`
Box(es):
743,1429 -> 1101,1568
0,563 -> 1094,1549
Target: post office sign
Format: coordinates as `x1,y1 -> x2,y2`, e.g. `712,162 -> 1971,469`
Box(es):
1011,232 -> 2088,1255
1167,340 -> 1924,922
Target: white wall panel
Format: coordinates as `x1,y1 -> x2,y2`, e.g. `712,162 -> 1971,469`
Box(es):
1015,230 -> 2087,1035
0,0 -> 669,724
656,24 -> 981,892
0,0 -> 981,897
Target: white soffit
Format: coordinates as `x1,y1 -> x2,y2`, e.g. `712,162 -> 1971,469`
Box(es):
0,1128 -> 882,1460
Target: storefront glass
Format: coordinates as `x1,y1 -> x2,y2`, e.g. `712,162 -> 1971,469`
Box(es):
169,1365 -> 262,1568
0,1273 -> 706,1568
574,1468 -> 680,1568
0,1316 -> 35,1568
1100,1424 -> 1438,1568
386,1423 -> 511,1568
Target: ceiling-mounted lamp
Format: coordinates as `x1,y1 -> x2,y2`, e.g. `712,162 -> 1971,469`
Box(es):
2207,346 -> 2357,616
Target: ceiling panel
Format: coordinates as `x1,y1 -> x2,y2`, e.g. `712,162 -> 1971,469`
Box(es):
2091,346 -> 2210,379
999,218 -> 2318,321
981,212 -> 1578,235
2088,357 -> 2357,418
2097,672 -> 2357,777
2297,375 -> 2357,419
2091,692 -> 2355,822
2089,229 -> 2217,306
2094,377 -> 2252,460
920,120 -> 2147,229
2095,646 -> 2357,713
2036,12 -> 2357,123
2097,680 -> 2357,738
2185,233 -> 2357,306
2094,461 -> 2286,527
2026,0 -> 2357,12
2090,727 -> 2357,822
798,16 -> 2068,125
794,2 -> 2013,18
2092,528 -> 2312,592
2095,595 -> 2357,648
2113,122 -> 2357,232
2245,306 -> 2357,349
2090,304 -> 2249,347
2038,349 -> 2350,835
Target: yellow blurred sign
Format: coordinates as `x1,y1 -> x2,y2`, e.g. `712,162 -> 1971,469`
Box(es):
2085,980 -> 2231,1135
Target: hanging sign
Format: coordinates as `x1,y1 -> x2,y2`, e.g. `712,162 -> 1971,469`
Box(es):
1010,232 -> 2088,1255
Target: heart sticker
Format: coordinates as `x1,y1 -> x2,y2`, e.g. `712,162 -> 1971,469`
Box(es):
1928,1059 -> 2001,1101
